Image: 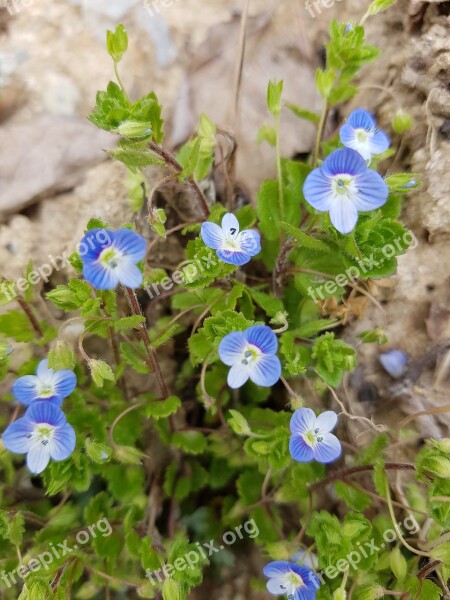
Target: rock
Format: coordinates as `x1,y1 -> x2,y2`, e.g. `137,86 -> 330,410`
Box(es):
0,116 -> 115,217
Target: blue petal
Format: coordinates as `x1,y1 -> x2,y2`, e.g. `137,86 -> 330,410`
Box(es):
339,122 -> 357,147
218,332 -> 246,366
216,249 -> 250,266
290,408 -> 316,434
26,402 -> 66,428
290,564 -> 320,592
36,359 -> 51,378
2,417 -> 35,453
27,442 -> 51,474
347,109 -> 376,130
53,369 -> 77,400
322,148 -> 367,177
49,423 -> 76,461
295,588 -> 318,600
201,222 -> 225,250
78,229 -> 113,262
227,363 -> 250,388
83,262 -> 119,290
370,129 -> 390,155
313,433 -> 342,463
244,325 -> 278,354
221,213 -> 240,237
303,168 -> 333,212
329,196 -> 359,234
353,169 -> 389,211
12,375 -> 39,406
114,260 -> 143,289
238,230 -> 261,256
266,576 -> 291,595
379,349 -> 408,378
314,411 -> 338,434
263,561 -> 292,578
112,229 -> 147,263
249,355 -> 281,387
289,435 -> 315,462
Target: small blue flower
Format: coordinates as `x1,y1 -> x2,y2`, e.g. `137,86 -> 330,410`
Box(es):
379,349 -> 408,378
2,402 -> 76,474
80,228 -> 147,290
340,109 -> 390,162
263,561 -> 320,599
289,408 -> 341,464
303,147 -> 389,234
12,359 -> 76,407
218,325 -> 281,388
200,213 -> 261,266
344,22 -> 354,34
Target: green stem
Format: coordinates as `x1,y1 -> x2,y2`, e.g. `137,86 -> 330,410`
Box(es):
114,62 -> 131,103
312,102 -> 329,168
275,113 -> 285,225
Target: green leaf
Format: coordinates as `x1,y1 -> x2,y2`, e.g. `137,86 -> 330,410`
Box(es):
267,80 -> 283,117
390,547 -> 407,581
172,431 -> 207,455
280,222 -> 333,253
113,315 -> 146,332
0,310 -> 34,342
285,102 -> 320,123
144,396 -> 181,420
109,148 -> 164,169
89,359 -> 115,387
257,179 -> 280,240
335,481 -> 372,511
228,410 -> 252,436
368,0 -> 397,15
316,68 -> 334,99
106,23 -> 128,62
257,123 -> 277,146
46,279 -> 92,311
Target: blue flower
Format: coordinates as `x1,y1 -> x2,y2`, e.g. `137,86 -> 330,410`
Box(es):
12,359 -> 76,407
218,325 -> 281,388
340,109 -> 390,161
263,561 -> 320,599
80,228 -> 147,290
2,402 -> 76,474
200,213 -> 261,266
303,148 -> 388,234
289,408 -> 341,464
379,349 -> 408,378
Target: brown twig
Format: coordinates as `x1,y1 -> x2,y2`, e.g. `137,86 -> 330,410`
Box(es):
16,296 -> 43,338
308,463 -> 416,492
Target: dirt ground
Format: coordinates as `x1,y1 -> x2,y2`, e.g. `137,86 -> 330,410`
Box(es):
0,0 -> 449,598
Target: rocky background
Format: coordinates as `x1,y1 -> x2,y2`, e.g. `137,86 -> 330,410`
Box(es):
0,0 -> 449,597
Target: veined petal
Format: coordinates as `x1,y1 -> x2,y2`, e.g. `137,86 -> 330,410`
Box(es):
322,148 -> 367,177
347,108 -> 376,130
238,230 -> 261,256
82,262 -> 119,290
78,228 -> 111,262
114,260 -> 143,289
227,363 -> 250,388
112,229 -> 147,263
313,433 -> 342,463
200,222 -> 226,250
2,418 -> 35,453
244,325 -> 278,355
263,561 -> 292,578
266,576 -> 291,595
303,169 -> 333,212
294,588 -> 318,600
290,408 -> 316,434
221,213 -> 240,237
353,169 -> 389,211
218,332 -> 246,366
49,423 -> 76,461
52,370 -> 77,400
27,402 -> 66,428
26,442 -> 51,474
340,130 -> 372,161
289,435 -> 315,462
12,375 -> 39,406
249,355 -> 281,387
370,129 -> 390,155
216,249 -> 250,266
36,359 -> 51,378
329,196 -> 359,234
290,564 -> 320,592
314,411 -> 338,433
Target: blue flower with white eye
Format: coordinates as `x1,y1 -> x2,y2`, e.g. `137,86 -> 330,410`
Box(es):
80,228 -> 147,290
200,213 -> 261,266
379,349 -> 408,378
218,325 -> 281,389
340,108 -> 390,162
12,359 -> 76,407
2,402 -> 76,474
303,147 -> 389,234
263,561 -> 320,599
289,408 -> 341,464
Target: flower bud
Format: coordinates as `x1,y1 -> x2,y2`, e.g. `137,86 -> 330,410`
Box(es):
114,121 -> 152,138
392,110 -> 413,134
379,349 -> 408,378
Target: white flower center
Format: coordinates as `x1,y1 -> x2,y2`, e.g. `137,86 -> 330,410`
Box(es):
332,175 -> 357,199
286,572 -> 305,588
28,424 -> 55,447
99,247 -> 123,270
302,427 -> 324,448
37,383 -> 55,398
221,226 -> 241,252
239,344 -> 261,367
355,128 -> 372,143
